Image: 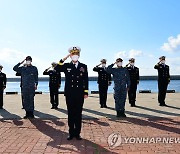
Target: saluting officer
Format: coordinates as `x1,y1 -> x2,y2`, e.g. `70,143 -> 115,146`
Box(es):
43,62 -> 61,109
93,59 -> 111,108
13,56 -> 38,118
55,46 -> 88,140
154,56 -> 170,106
0,65 -> 7,109
126,58 -> 139,107
106,58 -> 130,117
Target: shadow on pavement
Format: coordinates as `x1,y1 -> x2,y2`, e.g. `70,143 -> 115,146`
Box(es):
0,109 -> 23,126
125,117 -> 180,134
29,118 -> 117,153
83,106 -> 180,134
57,108 -> 110,126
135,105 -> 180,116
165,105 -> 180,110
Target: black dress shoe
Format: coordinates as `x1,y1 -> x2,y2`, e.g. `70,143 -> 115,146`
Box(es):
117,111 -> 127,118
116,111 -> 120,117
131,104 -> 136,107
51,106 -> 55,109
121,113 -> 127,117
23,115 -> 29,119
67,136 -> 74,140
100,105 -> 104,108
23,115 -> 34,119
162,104 -> 168,107
75,136 -> 82,140
104,105 -> 108,108
159,104 -> 167,106
54,106 -> 58,109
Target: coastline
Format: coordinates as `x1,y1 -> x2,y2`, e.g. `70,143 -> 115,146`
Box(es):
6,75 -> 180,82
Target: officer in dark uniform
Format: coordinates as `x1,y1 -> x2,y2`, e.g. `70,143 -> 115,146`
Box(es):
43,62 -> 61,109
13,56 -> 38,118
154,56 -> 170,106
126,58 -> 139,107
93,59 -> 111,108
0,65 -> 7,109
55,46 -> 88,140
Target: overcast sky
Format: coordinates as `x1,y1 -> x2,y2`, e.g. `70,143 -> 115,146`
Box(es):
0,0 -> 180,77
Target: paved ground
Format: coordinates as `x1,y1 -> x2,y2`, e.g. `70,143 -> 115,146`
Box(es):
0,93 -> 180,153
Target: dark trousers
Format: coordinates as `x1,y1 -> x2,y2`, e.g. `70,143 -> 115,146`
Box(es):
128,83 -> 137,105
114,88 -> 127,112
158,80 -> 168,105
23,92 -> 35,112
50,86 -> 59,107
66,94 -> 84,137
99,84 -> 108,106
0,89 -> 3,108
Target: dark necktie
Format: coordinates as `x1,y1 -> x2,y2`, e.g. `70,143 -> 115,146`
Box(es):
73,64 -> 76,69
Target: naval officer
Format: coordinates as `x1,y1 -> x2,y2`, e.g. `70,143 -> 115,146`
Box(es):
55,46 -> 88,140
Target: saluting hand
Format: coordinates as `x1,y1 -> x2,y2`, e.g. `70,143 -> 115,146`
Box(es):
126,63 -> 130,67
20,59 -> 26,64
63,54 -> 71,61
158,60 -> 162,64
45,67 -> 51,72
96,63 -> 101,67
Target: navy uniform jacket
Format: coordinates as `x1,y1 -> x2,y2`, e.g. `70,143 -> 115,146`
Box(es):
55,60 -> 88,96
154,64 -> 170,82
13,63 -> 38,93
126,66 -> 139,84
43,70 -> 61,87
93,67 -> 111,85
0,72 -> 6,89
106,64 -> 130,91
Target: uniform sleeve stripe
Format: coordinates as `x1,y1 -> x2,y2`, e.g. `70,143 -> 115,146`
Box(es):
58,62 -> 64,65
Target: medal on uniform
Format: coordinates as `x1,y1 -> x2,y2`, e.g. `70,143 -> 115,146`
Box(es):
79,67 -> 85,72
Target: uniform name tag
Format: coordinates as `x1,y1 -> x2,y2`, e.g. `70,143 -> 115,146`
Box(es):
67,68 -> 71,72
